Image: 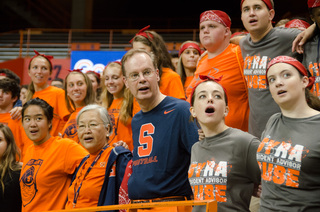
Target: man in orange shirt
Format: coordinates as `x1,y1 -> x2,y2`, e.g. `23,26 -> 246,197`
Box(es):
186,10 -> 249,132
0,78 -> 31,160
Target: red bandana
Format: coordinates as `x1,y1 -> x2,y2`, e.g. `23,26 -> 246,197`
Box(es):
178,43 -> 201,57
266,56 -> 315,89
29,50 -> 54,69
308,0 -> 320,8
240,0 -> 273,10
285,19 -> 310,30
129,25 -> 154,43
68,69 -> 83,73
200,10 -> 231,28
189,75 -> 228,106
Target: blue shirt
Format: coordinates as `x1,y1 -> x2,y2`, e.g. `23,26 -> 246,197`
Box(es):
128,96 -> 198,199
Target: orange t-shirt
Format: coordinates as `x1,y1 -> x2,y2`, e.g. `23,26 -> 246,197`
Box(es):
20,136 -> 88,212
65,145 -> 113,209
108,98 -> 139,151
32,86 -> 70,136
160,67 -> 186,100
186,44 -> 249,132
184,76 -> 194,94
61,107 -> 84,143
0,113 -> 32,161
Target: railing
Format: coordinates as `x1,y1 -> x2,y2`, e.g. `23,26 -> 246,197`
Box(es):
48,200 -> 217,212
0,28 -> 200,58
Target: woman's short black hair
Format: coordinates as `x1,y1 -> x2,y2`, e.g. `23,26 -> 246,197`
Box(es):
22,97 -> 54,124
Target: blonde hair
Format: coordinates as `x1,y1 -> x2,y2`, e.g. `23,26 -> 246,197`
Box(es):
64,71 -> 95,113
101,62 -> 134,125
176,41 -> 201,85
101,62 -> 124,108
0,124 -> 21,194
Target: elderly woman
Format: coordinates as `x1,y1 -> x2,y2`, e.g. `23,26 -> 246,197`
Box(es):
65,104 -> 132,209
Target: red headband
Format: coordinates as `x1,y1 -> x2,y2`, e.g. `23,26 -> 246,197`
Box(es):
178,43 -> 201,57
200,10 -> 231,28
29,50 -> 53,69
308,0 -> 320,8
189,75 -> 228,106
266,56 -> 315,89
129,25 -> 154,43
86,70 -> 101,79
68,68 -> 83,73
285,19 -> 310,30
105,61 -> 122,69
241,0 -> 273,10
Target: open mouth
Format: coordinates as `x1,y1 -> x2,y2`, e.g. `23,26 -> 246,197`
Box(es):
277,90 -> 287,95
84,136 -> 94,142
205,106 -> 215,114
139,86 -> 149,91
249,19 -> 258,24
30,129 -> 38,135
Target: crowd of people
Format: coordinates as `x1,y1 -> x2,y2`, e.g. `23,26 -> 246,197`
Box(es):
0,0 -> 320,211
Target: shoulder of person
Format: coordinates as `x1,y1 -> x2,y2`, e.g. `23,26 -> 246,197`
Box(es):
273,27 -> 301,37
111,146 -> 132,157
227,127 -> 258,143
264,112 -> 282,129
161,67 -> 181,78
165,96 -> 190,111
54,136 -> 83,149
239,33 -> 251,46
48,85 -> 65,93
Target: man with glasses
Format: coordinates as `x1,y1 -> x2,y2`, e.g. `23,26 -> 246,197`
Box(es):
121,49 -> 198,212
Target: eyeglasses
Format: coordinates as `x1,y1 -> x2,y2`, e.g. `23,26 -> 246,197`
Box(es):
78,122 -> 104,132
126,69 -> 155,82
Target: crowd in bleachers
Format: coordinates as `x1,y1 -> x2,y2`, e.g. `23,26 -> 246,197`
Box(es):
1,0 -> 320,211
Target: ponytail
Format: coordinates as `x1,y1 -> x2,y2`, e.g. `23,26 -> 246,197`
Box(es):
26,82 -> 35,102
119,88 -> 134,125
306,89 -> 320,111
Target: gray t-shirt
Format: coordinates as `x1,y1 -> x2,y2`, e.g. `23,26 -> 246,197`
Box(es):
239,27 -> 301,138
188,128 -> 261,212
303,33 -> 320,98
258,113 -> 320,211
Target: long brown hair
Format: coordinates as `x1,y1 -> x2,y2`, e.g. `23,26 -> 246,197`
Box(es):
306,89 -> 320,111
132,30 -> 175,73
0,124 -> 21,193
64,71 -> 95,113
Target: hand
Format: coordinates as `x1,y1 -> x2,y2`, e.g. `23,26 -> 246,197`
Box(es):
113,140 -> 129,150
10,106 -> 22,120
292,23 -> 316,54
253,183 -> 262,198
198,129 -> 205,141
